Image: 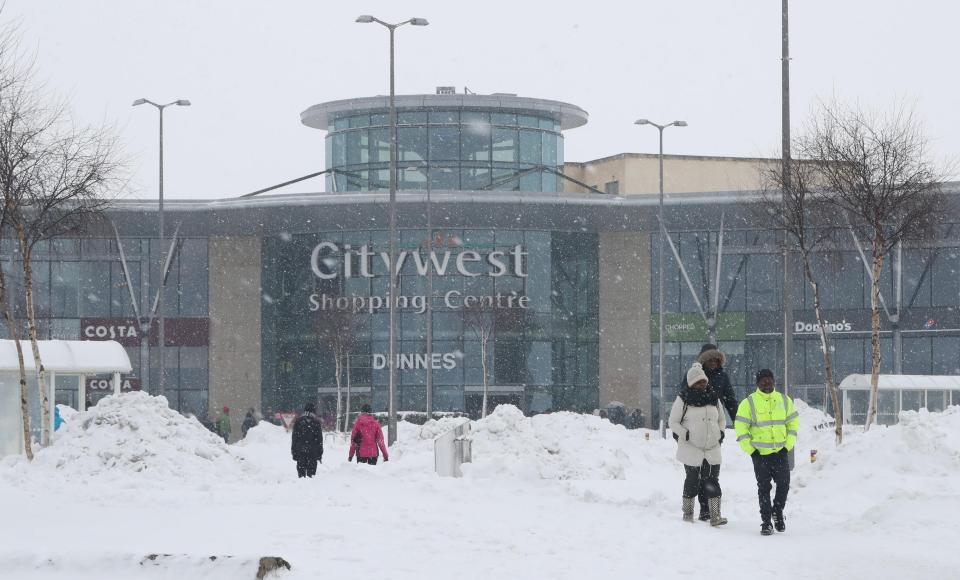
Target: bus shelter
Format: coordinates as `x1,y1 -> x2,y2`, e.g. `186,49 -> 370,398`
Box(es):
0,340 -> 132,458
838,374 -> 960,426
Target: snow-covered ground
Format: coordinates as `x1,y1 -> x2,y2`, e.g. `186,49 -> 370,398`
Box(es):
1,392 -> 959,579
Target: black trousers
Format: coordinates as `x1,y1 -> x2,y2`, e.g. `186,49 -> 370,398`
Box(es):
683,460 -> 721,499
751,449 -> 790,522
296,458 -> 318,478
357,456 -> 379,465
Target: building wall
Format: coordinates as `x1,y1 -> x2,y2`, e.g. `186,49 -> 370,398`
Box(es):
208,236 -> 261,442
598,231 -> 651,422
564,154 -> 777,195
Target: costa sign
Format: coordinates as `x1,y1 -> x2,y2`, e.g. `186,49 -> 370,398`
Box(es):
87,377 -> 141,392
80,318 -> 209,346
310,242 -> 528,280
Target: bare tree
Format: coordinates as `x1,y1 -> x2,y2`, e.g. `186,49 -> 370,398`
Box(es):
799,100 -> 949,431
463,301 -> 505,419
758,159 -> 845,443
316,307 -> 357,432
0,19 -> 122,447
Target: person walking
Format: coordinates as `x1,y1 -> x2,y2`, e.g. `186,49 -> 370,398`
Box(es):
291,402 -> 324,478
348,404 -> 389,465
241,408 -> 258,438
669,362 -> 728,527
678,344 -> 739,520
735,369 -> 799,535
217,406 -> 232,443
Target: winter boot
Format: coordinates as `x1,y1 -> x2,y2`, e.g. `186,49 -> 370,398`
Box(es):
697,499 -> 711,521
761,522 -> 774,536
682,497 -> 695,522
708,496 -> 728,527
773,510 -> 786,532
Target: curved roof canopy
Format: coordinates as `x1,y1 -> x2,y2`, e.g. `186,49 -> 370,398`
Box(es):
301,94 -> 589,131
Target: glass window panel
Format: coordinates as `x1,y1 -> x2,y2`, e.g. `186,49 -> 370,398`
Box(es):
398,111 -> 427,125
398,127 -> 428,162
927,390 -> 946,412
429,110 -> 459,124
901,389 -> 923,412
903,337 -> 931,374
932,336 -> 960,374
345,130 -> 369,165
331,133 -> 346,166
369,128 -> 389,164
518,115 -> 540,128
348,115 -> 370,128
903,249 -> 931,308
491,113 -> 516,126
429,167 -> 460,190
519,130 -> 543,165
333,117 -> 349,131
462,122 -> 491,162
492,128 -> 518,163
370,113 -> 389,126
462,166 -> 492,190
931,249 -> 959,307
79,262 -> 111,316
542,133 -> 558,167
429,127 -> 460,161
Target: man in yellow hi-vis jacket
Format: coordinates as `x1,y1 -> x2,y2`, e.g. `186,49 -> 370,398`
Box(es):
734,368 -> 799,536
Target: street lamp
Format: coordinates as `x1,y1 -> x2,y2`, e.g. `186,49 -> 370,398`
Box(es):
133,98 -> 191,402
634,118 -> 686,438
356,15 -> 429,445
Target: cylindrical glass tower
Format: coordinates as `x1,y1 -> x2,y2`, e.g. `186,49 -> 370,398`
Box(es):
301,93 -> 588,193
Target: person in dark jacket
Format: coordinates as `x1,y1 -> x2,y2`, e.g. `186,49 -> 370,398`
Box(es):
241,408 -> 258,438
678,343 -> 738,521
291,402 -> 324,478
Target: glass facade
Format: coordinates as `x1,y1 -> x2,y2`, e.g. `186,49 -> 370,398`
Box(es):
0,236 -> 210,419
261,228 -> 598,418
324,110 -> 565,192
650,224 -> 960,426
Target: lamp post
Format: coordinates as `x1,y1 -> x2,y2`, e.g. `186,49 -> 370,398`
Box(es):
132,98 -> 191,401
356,15 -> 429,445
634,118 -> 687,438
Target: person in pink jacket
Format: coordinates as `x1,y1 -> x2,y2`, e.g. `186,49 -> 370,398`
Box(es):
349,404 -> 389,465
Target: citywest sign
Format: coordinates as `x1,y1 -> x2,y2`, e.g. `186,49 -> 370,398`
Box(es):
310,242 -> 528,279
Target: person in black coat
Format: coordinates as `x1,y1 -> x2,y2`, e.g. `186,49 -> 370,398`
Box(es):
291,402 -> 324,478
677,343 -> 739,520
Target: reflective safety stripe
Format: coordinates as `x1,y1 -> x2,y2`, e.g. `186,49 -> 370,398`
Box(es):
756,419 -> 786,427
787,430 -> 798,437
737,433 -> 751,441
747,395 -> 758,423
785,411 -> 799,422
752,441 -> 786,449
735,415 -> 754,425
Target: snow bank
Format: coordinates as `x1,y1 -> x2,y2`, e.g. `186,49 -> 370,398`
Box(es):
461,405 -> 636,480
6,392 -> 250,484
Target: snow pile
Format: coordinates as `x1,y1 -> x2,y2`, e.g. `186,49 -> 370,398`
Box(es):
417,416 -> 470,440
461,405 -> 635,480
14,392 -> 250,484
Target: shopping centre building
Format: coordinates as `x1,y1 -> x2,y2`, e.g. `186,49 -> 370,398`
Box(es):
4,90 -> 960,438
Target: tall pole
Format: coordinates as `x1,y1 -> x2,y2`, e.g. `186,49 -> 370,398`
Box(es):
635,118 -> 685,437
158,106 -> 166,400
387,24 -> 399,445
355,15 -> 427,443
781,0 -> 793,397
134,98 -> 190,400
657,126 -> 665,437
425,172 -> 434,416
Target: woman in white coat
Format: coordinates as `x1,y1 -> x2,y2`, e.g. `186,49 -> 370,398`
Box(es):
669,362 -> 728,526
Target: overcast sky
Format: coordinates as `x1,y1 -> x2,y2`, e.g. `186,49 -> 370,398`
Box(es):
4,0 -> 957,199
